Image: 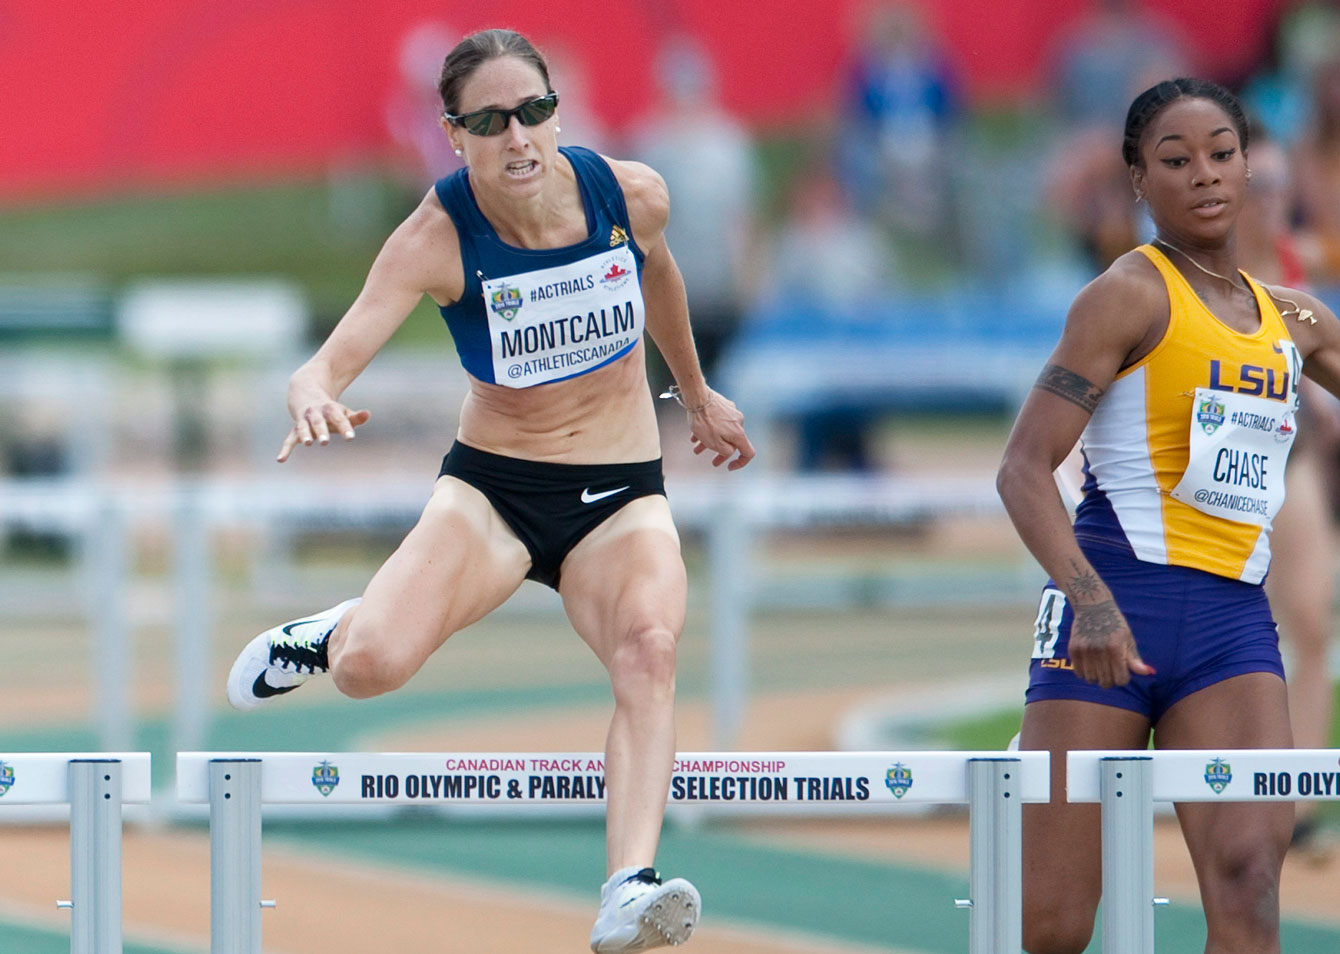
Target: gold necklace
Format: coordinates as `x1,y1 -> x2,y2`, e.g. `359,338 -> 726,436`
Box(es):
1153,237 -> 1315,324
1154,236 -> 1250,289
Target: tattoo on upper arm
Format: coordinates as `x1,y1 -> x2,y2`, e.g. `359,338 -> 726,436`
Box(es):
1035,364 -> 1103,413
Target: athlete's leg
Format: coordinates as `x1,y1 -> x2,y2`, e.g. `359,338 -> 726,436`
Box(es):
1154,672 -> 1294,954
1019,699 -> 1151,954
1267,450 -> 1334,844
327,475 -> 531,697
558,495 -> 686,874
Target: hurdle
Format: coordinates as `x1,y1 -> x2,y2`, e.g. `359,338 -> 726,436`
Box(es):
178,749 -> 1048,954
0,752 -> 152,954
1068,748 -> 1340,954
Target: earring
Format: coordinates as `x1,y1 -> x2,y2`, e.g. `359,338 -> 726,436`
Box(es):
555,125 -> 561,134
1246,168 -> 1253,181
1134,192 -> 1144,205
454,148 -> 463,157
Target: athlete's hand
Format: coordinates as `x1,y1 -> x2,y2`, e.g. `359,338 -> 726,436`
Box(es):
1067,600 -> 1155,688
277,395 -> 371,463
688,389 -> 756,470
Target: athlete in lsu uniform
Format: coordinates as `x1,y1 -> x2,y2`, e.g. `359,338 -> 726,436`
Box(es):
224,29 -> 754,954
998,78 -> 1340,954
1238,135 -> 1338,857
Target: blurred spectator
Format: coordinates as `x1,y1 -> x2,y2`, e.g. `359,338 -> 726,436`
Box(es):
1046,0 -> 1192,133
1294,53 -> 1340,286
1242,0 -> 1340,148
1042,125 -> 1143,273
1041,0 -> 1188,273
763,159 -> 897,471
384,21 -> 462,193
543,40 -> 614,156
629,36 -> 757,381
835,2 -> 960,242
764,159 -> 897,311
1237,132 -> 1306,283
1241,133 -> 1340,857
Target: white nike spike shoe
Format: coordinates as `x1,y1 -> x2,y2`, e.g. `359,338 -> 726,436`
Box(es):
589,867 -> 701,953
225,598 -> 360,711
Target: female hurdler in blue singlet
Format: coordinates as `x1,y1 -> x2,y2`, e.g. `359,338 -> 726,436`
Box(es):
224,28 -> 754,954
999,78 -> 1340,954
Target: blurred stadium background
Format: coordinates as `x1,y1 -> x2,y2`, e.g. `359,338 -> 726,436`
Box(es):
2,1 -> 1339,952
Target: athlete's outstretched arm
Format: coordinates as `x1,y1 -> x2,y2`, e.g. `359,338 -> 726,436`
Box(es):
279,196 -> 462,461
609,157 -> 755,470
998,259 -> 1160,687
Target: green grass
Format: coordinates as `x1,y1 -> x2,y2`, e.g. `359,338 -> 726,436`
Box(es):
939,684 -> 1340,750
0,921 -> 184,954
263,814 -> 1340,954
939,705 -> 1025,750
939,685 -> 1340,824
0,125 -> 992,350
1,660 -> 1337,952
0,173 -> 447,348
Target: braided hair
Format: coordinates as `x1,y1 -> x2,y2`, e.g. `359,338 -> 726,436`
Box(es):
1122,78 -> 1249,168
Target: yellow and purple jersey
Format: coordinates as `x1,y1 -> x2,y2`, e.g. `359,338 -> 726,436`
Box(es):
1073,244 -> 1301,584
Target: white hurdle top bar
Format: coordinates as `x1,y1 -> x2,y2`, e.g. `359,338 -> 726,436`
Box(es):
178,751 -> 1049,805
1068,748 -> 1340,802
0,753 -> 152,805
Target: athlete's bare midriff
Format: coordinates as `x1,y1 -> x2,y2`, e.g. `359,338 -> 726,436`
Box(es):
457,339 -> 661,463
405,185 -> 662,466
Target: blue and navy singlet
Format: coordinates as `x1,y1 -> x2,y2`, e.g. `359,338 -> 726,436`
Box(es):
434,146 -> 647,388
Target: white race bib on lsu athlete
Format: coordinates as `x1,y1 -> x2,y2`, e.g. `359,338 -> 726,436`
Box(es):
481,244 -> 644,388
1169,386 -> 1297,527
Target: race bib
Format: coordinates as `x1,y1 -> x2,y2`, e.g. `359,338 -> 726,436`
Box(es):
1169,387 -> 1297,526
481,245 -> 643,388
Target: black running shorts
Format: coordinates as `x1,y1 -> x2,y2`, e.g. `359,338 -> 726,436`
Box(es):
438,441 -> 666,589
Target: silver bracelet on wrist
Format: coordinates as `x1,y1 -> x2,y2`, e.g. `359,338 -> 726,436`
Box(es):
658,385 -> 713,413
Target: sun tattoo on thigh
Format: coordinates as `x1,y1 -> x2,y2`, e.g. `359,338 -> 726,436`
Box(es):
1035,364 -> 1103,413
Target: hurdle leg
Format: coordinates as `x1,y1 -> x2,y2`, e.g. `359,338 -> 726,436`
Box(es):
965,757 -> 1022,954
90,498 -> 132,752
1100,756 -> 1154,954
68,759 -> 124,954
210,759 -> 263,954
708,495 -> 751,749
172,490 -> 212,755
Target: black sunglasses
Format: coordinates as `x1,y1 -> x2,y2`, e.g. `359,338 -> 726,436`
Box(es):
444,92 -> 560,137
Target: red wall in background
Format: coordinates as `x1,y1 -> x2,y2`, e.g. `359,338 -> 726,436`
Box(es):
0,0 -> 1285,201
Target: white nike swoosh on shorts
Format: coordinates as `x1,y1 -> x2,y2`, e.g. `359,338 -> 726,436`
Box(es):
581,485 -> 630,504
